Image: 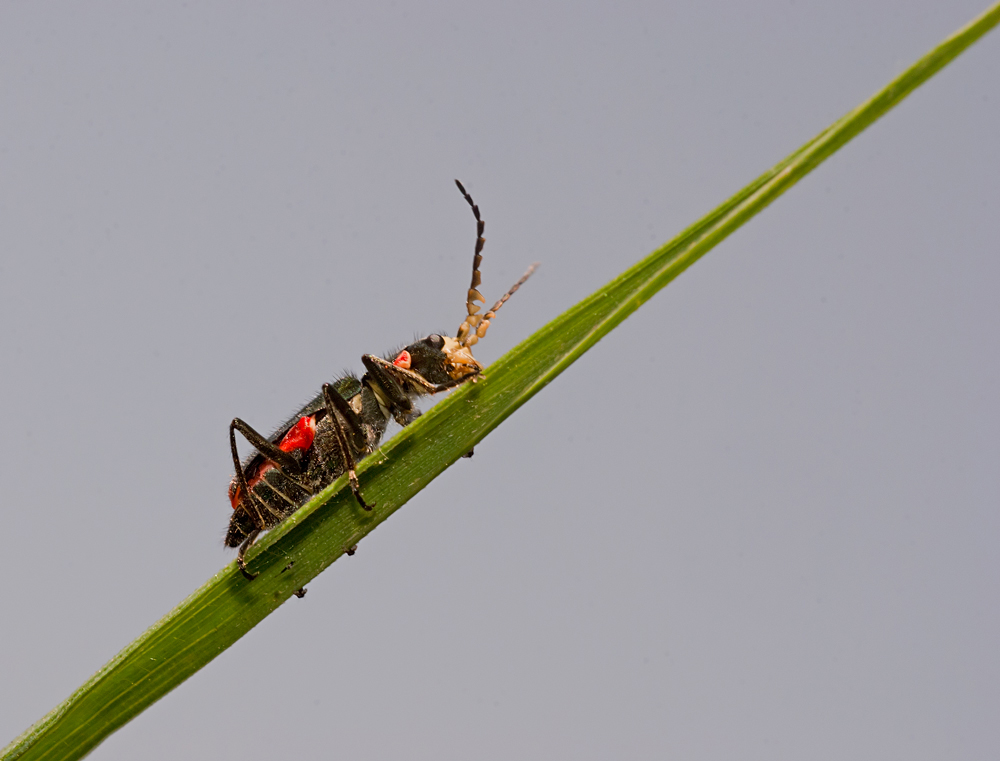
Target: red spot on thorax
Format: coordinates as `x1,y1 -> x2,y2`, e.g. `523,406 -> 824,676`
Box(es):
393,350 -> 411,369
230,415 -> 316,509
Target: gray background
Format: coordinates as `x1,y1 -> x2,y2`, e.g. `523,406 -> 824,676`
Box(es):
1,3 -> 997,759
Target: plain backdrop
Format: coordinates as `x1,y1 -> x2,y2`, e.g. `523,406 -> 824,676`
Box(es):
1,3 -> 998,759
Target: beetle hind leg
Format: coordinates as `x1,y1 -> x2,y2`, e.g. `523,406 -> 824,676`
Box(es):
237,529 -> 262,581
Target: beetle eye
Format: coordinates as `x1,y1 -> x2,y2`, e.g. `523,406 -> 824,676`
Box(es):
425,334 -> 444,349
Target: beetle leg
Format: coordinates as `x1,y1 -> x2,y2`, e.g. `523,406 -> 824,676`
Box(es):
322,383 -> 374,512
237,529 -> 261,581
363,354 -> 481,397
231,418 -> 304,475
321,383 -> 367,452
229,421 -> 275,529
361,355 -> 415,412
230,418 -> 313,582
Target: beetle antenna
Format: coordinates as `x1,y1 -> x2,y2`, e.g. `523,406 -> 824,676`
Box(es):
462,263 -> 538,347
453,180 -> 537,347
454,179 -> 486,346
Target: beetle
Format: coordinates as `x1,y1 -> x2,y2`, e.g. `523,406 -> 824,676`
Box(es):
226,180 -> 536,580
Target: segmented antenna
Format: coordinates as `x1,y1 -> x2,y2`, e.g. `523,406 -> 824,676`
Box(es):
463,262 -> 538,347
453,179 -> 537,348
454,179 -> 485,346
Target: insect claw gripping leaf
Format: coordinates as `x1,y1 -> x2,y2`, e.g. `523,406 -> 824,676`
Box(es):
226,182 -> 537,580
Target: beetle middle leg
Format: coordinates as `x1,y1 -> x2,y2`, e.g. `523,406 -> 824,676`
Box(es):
322,383 -> 374,511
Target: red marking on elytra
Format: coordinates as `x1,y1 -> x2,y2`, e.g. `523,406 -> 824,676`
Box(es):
279,415 -> 316,453
231,416 -> 316,509
393,350 -> 411,369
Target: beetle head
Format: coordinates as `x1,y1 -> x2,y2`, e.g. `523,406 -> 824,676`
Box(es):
390,333 -> 481,385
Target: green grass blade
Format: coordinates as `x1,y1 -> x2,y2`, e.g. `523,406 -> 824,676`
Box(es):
5,4 -> 998,759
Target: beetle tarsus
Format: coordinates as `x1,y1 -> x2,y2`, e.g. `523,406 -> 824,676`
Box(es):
237,530 -> 261,581
348,469 -> 374,511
